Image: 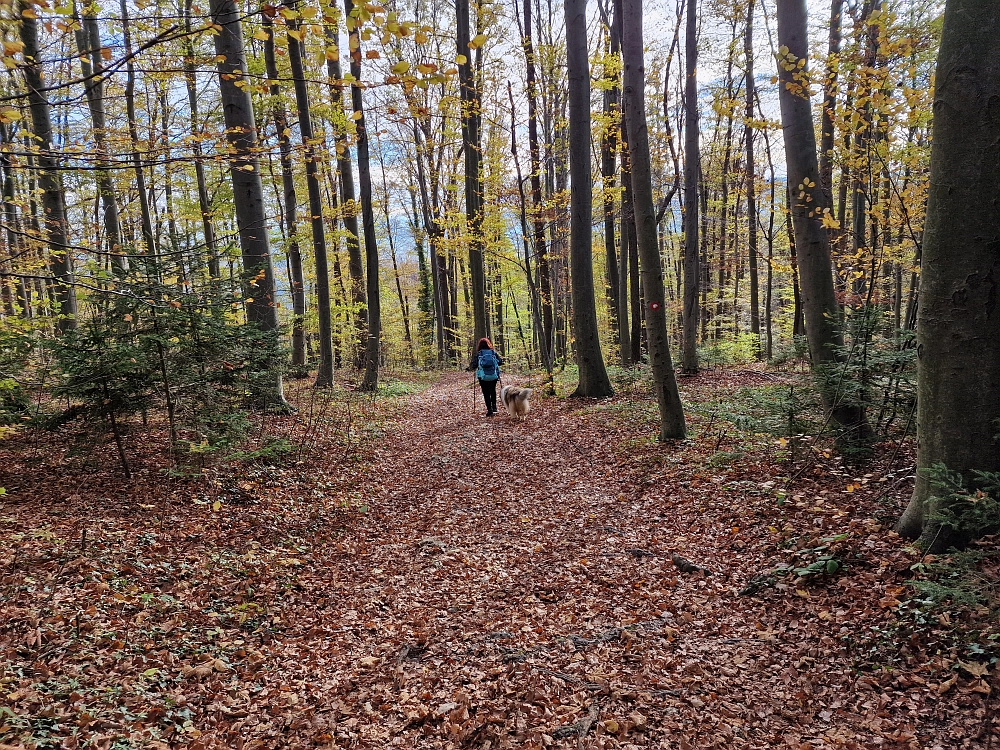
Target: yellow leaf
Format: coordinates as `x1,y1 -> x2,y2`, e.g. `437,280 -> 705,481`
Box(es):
795,588 -> 811,598
415,30 -> 428,44
279,6 -> 299,18
391,60 -> 409,74
253,29 -> 269,41
287,28 -> 304,41
416,62 -> 437,74
325,45 -> 339,60
0,109 -> 20,124
455,54 -> 467,65
350,110 -> 362,120
3,41 -> 24,56
470,32 -> 487,48
300,6 -> 317,18
21,7 -> 38,18
212,500 -> 221,511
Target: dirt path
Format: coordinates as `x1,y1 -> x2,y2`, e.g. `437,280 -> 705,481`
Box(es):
0,372 -> 981,749
257,374 -> 930,750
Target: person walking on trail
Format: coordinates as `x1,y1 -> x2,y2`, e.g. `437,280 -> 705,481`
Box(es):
474,337 -> 503,417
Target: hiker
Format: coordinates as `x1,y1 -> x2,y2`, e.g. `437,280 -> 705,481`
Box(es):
474,337 -> 503,417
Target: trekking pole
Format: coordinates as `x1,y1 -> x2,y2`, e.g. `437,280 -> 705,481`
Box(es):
472,373 -> 477,414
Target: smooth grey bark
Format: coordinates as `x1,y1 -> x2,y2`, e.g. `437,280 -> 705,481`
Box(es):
19,3 -> 77,330
183,0 -> 219,279
210,0 -> 288,409
324,21 -> 367,364
120,0 -> 157,265
457,0 -> 488,360
73,7 -> 125,273
343,0 -> 381,391
565,0 -> 613,398
776,0 -> 869,438
622,0 -> 686,439
285,11 -> 334,386
745,0 -> 759,341
521,0 -> 554,373
896,0 -> 1000,549
818,0 -> 843,198
682,0 -> 699,372
600,14 -> 622,363
262,15 -> 307,372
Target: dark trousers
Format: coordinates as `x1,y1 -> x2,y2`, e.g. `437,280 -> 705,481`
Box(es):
479,379 -> 498,414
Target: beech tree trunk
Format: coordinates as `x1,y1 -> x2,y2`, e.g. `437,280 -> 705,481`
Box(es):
324,20 -> 367,365
20,2 -> 77,330
344,0 -> 381,391
74,10 -> 124,274
622,0 -> 685,439
183,0 -> 219,280
745,0 -> 760,342
565,0 -> 613,397
896,0 -> 1000,549
682,0 -> 700,372
262,13 -> 307,373
776,0 -> 869,439
210,0 -> 288,409
457,0 -> 488,360
286,9 -> 334,386
522,0 -> 554,373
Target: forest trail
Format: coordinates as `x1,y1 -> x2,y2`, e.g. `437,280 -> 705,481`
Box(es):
272,372 -> 919,749
0,372 -> 982,749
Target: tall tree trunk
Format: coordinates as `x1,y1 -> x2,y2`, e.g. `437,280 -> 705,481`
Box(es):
19,2 -> 77,330
74,8 -> 125,274
263,13 -> 307,373
682,0 -> 700,371
622,0 -> 685,438
324,19 -> 367,365
565,0 -> 613,397
745,0 -> 760,343
120,0 -> 157,266
210,0 -> 288,409
818,0 -> 843,197
183,0 -> 219,280
776,0 -> 869,438
522,0 -> 554,373
620,123 -> 642,363
344,0 -> 381,391
896,0 -> 1000,549
457,0 -> 487,360
286,9 -> 335,385
601,12 -> 622,361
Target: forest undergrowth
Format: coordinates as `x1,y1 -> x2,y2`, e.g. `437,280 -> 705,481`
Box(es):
0,367 -> 996,749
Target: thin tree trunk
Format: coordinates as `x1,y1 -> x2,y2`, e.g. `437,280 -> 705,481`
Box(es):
262,14 -> 307,373
19,2 -> 77,329
818,0 -> 843,197
286,8 -> 334,385
601,13 -> 622,360
623,0 -> 686,438
183,0 -> 219,280
682,0 -> 700,371
74,10 -> 125,274
457,0 -> 488,359
324,19 -> 367,365
745,1 -> 760,344
120,0 -> 157,266
522,0 -> 554,372
343,0 -> 381,391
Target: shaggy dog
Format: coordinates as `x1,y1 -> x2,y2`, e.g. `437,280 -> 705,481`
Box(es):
500,385 -> 532,419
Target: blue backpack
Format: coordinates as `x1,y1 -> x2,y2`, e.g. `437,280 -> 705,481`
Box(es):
477,349 -> 500,381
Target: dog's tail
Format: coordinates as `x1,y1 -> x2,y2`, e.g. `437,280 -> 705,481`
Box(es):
515,388 -> 533,403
